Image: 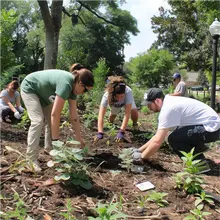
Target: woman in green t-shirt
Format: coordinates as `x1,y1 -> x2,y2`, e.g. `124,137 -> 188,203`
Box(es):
21,63 -> 94,172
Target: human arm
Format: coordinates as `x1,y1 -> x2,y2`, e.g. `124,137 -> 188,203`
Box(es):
120,103 -> 132,131
139,128 -> 169,159
68,99 -> 84,146
51,95 -> 65,140
97,106 -> 106,133
2,96 -> 17,113
15,93 -> 25,112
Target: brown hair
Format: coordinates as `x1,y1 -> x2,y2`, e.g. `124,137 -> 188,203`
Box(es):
70,63 -> 94,87
7,80 -> 19,90
106,76 -> 126,105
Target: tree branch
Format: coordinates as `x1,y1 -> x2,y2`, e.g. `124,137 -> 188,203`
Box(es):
78,1 -> 118,26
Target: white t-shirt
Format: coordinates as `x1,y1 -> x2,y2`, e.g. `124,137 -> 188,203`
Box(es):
158,95 -> 220,132
174,81 -> 188,97
100,86 -> 134,108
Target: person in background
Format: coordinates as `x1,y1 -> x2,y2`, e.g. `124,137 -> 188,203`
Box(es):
133,88 -> 220,174
170,72 -> 188,97
0,80 -> 25,122
21,63 -> 94,172
94,76 -> 138,143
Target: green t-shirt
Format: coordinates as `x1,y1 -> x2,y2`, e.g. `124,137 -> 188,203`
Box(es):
21,69 -> 77,107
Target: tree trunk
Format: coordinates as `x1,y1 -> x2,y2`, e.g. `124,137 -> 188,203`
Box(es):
37,0 -> 63,69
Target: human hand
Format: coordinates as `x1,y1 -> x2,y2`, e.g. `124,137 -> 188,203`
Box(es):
132,151 -> 144,164
18,106 -> 25,113
14,111 -> 22,119
115,130 -> 125,142
94,132 -> 104,143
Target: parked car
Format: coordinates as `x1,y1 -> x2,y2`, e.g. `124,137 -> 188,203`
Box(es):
190,86 -> 204,91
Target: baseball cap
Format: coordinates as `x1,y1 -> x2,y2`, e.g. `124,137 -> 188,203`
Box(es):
141,88 -> 164,105
173,72 -> 181,79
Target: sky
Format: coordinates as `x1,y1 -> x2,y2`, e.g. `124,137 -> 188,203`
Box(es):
121,0 -> 170,61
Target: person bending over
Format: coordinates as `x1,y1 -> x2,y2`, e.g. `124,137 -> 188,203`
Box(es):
133,88 -> 220,174
21,63 -> 94,172
94,76 -> 138,143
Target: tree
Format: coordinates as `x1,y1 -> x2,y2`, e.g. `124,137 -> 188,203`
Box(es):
57,1 -> 139,72
126,48 -> 174,88
0,8 -> 17,72
151,0 -> 220,72
38,0 -> 138,69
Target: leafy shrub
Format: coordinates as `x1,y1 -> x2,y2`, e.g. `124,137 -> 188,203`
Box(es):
47,140 -> 92,189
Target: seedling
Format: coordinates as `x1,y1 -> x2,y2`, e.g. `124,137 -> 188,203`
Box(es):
194,191 -> 214,210
183,206 -> 211,220
118,148 -> 133,172
5,146 -> 27,173
1,192 -> 33,220
88,199 -> 127,220
59,199 -> 76,220
47,140 -> 92,189
146,191 -> 169,207
137,194 -> 148,210
180,148 -> 208,174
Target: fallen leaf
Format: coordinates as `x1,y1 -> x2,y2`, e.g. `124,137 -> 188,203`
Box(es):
44,213 -> 52,220
43,178 -> 56,186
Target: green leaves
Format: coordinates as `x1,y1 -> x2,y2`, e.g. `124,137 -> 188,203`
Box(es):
48,139 -> 92,189
88,200 -> 127,220
146,191 -> 169,207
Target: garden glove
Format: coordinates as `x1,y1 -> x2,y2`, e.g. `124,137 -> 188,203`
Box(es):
132,151 -> 144,164
115,130 -> 125,142
18,106 -> 25,113
129,147 -> 140,153
94,132 -> 104,143
14,111 -> 22,119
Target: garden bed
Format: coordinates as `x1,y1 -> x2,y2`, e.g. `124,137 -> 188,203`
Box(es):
1,114 -> 220,220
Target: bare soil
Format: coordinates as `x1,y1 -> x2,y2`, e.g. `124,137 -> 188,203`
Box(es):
1,113 -> 220,220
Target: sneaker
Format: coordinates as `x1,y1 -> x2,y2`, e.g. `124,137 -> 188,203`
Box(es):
27,160 -> 42,172
44,146 -> 53,155
196,160 -> 211,174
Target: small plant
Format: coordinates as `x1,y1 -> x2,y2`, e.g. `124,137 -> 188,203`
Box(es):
146,191 -> 169,207
59,199 -> 76,220
5,146 -> 27,173
195,191 -> 214,210
83,110 -> 98,128
137,194 -> 148,211
60,120 -> 71,129
1,192 -> 33,220
47,140 -> 92,189
141,106 -> 150,114
118,148 -> 133,172
174,171 -> 204,194
14,110 -> 30,130
180,148 -> 208,174
88,200 -> 127,220
183,206 -> 211,220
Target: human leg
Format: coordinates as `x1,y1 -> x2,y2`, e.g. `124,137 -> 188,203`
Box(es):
42,104 -> 53,152
131,108 -> 138,125
168,125 -> 207,160
109,106 -> 121,123
1,106 -> 13,122
21,91 -> 44,171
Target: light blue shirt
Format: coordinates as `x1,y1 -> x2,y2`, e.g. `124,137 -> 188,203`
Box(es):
0,89 -> 19,107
